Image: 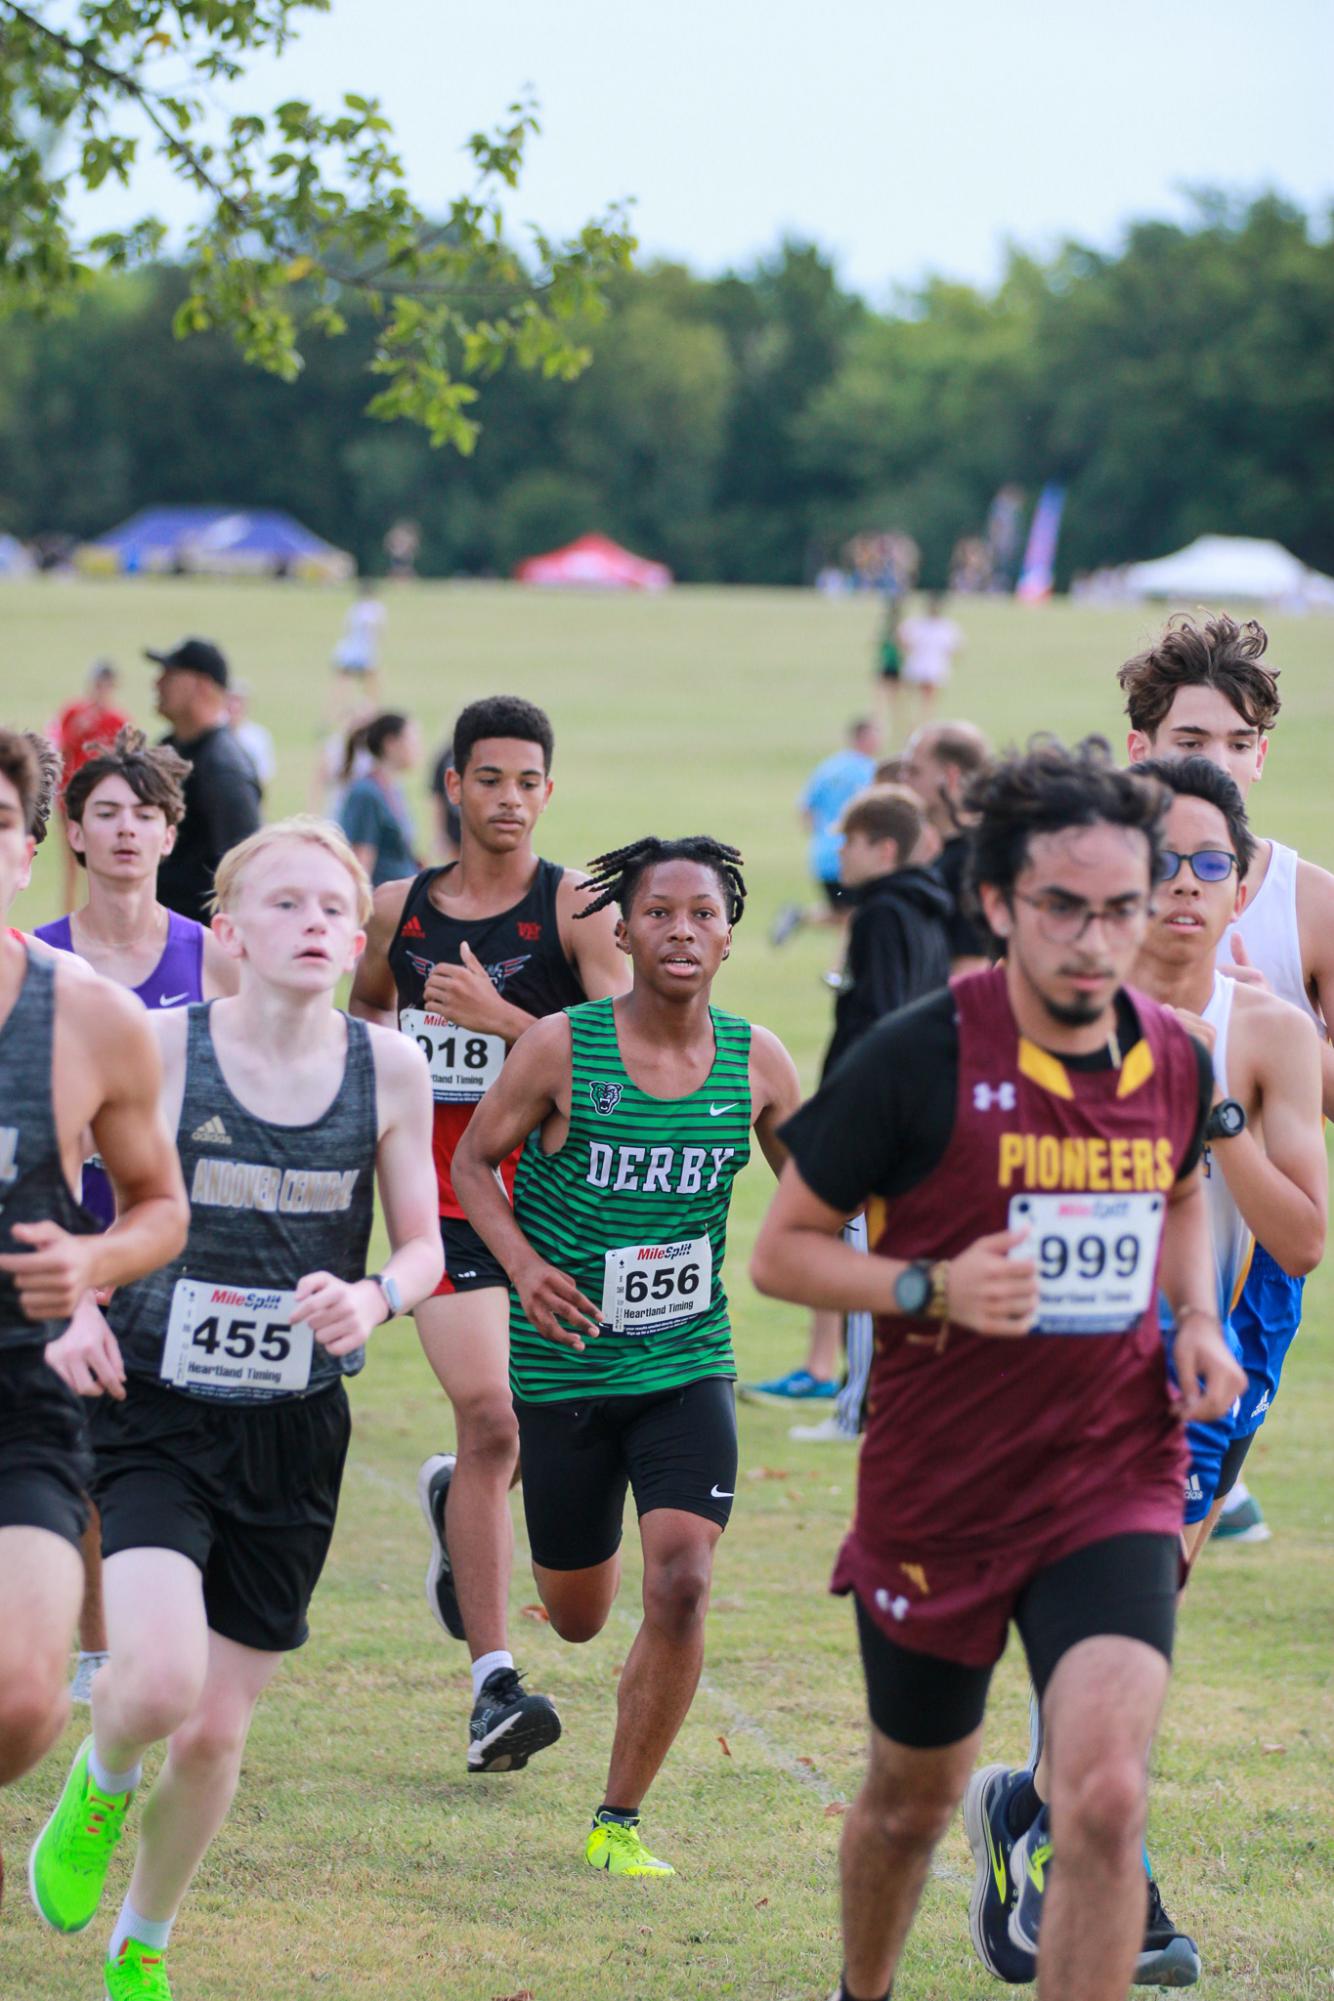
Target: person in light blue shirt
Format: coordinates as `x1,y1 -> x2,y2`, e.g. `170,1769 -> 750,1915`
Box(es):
338,710 -> 421,887
772,719 -> 881,948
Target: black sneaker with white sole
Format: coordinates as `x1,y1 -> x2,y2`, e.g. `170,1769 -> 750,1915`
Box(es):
1135,1879 -> 1201,1987
468,1667 -> 562,1774
417,1452 -> 465,1642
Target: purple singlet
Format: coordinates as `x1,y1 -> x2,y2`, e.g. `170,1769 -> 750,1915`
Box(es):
33,909 -> 206,1226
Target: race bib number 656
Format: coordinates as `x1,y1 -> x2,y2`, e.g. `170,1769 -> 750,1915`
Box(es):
161,1280 -> 311,1395
601,1237 -> 713,1336
1009,1191 -> 1164,1336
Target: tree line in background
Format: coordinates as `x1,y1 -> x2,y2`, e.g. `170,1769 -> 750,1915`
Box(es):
0,191 -> 1330,588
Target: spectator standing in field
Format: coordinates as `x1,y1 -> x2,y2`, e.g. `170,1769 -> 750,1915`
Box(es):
428,740 -> 462,862
338,711 -> 422,887
771,717 -> 880,944
899,593 -> 964,722
873,597 -> 905,740
148,638 -> 262,924
332,578 -> 387,704
227,683 -> 276,793
51,662 -> 131,908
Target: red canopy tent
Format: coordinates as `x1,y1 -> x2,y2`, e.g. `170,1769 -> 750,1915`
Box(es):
513,532 -> 672,592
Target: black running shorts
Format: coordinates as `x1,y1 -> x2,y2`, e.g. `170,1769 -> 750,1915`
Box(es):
514,1375 -> 738,1571
432,1215 -> 508,1297
0,1346 -> 92,1548
90,1377 -> 351,1653
855,1531 -> 1180,1750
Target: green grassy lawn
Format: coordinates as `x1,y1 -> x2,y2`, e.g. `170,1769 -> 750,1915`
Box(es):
2,580 -> 1331,1998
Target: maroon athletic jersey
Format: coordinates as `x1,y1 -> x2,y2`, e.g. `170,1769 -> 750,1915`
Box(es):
835,965 -> 1199,1633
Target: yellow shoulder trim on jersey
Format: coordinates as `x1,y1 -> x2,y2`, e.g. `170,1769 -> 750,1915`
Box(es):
1116,1038 -> 1156,1098
1230,1237 -> 1256,1316
1017,1037 -> 1073,1100
866,1196 -> 888,1250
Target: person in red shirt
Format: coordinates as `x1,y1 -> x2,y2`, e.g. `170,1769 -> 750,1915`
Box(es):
51,661 -> 131,907
751,737 -> 1243,2001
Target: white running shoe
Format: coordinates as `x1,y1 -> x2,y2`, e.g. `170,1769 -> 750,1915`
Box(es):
788,1415 -> 858,1443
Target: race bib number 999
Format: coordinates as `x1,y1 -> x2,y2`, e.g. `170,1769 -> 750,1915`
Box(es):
161,1280 -> 311,1395
601,1237 -> 713,1336
1009,1192 -> 1164,1336
400,1008 -> 505,1104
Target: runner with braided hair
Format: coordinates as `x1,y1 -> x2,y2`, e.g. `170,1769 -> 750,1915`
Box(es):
454,834 -> 799,1877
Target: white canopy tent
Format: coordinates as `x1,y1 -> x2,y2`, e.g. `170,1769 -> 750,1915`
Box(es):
1122,535 -> 1334,610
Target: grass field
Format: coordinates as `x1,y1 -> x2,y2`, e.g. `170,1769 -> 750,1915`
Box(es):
2,579 -> 1331,2000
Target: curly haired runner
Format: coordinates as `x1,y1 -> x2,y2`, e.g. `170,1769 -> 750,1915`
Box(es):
750,739 -> 1243,2001
453,835 -> 800,1878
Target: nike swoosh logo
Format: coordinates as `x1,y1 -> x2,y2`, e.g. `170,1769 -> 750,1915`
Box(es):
710,1484 -> 734,1499
157,992 -> 189,1007
709,1103 -> 739,1117
984,1807 -> 1007,1902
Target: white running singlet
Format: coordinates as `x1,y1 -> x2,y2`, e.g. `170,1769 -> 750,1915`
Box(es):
1219,840 -> 1324,1032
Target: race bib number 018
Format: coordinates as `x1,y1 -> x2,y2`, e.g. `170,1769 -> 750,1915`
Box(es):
161,1280 -> 311,1395
400,1008 -> 505,1104
1009,1191 -> 1165,1336
601,1236 -> 713,1336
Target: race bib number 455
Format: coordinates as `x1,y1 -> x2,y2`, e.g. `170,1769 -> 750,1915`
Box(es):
601,1237 -> 713,1336
1009,1191 -> 1164,1336
161,1280 -> 311,1395
400,1008 -> 505,1104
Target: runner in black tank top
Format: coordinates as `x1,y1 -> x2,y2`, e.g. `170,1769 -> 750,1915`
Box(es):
351,696 -> 627,1773
27,817 -> 442,1994
0,728 -> 187,1832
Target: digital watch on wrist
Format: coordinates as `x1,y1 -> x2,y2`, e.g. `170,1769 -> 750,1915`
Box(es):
370,1270 -> 403,1321
1204,1098 -> 1246,1142
893,1261 -> 933,1316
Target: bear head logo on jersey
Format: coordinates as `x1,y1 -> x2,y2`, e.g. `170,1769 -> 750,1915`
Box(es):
590,1081 -> 622,1117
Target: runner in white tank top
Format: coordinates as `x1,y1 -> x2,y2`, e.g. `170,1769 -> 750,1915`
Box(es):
1219,838 -> 1326,1033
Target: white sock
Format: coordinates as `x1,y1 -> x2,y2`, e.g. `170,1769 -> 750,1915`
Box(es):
1221,1480 -> 1251,1515
471,1649 -> 514,1699
110,1899 -> 173,1959
88,1744 -> 142,1798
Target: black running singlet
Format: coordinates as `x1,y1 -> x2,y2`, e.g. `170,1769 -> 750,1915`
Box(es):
386,859 -> 587,1217
0,948 -> 97,1350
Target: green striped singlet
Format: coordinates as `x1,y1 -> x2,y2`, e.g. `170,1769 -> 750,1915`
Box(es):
509,996 -> 752,1402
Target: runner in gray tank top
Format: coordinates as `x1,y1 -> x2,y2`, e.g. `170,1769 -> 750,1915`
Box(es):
30,817 -> 441,2001
454,835 -> 800,1880
0,729 -> 186,1858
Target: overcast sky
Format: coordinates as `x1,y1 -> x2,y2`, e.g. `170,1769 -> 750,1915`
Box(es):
73,0 -> 1332,301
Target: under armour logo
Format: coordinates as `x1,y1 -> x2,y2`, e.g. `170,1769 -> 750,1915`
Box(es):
973,1081 -> 1017,1112
875,1588 -> 910,1622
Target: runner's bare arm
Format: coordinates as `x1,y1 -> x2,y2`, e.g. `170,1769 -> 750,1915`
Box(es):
0,982 -> 187,1318
452,1015 -> 600,1348
201,926 -> 240,1000
750,1164 -> 1040,1335
349,877 -> 411,1024
1295,856 -> 1334,1116
291,1032 -> 442,1354
748,1025 -> 802,1176
1156,1164 -> 1244,1424
558,870 -> 633,1001
1220,1003 -> 1326,1275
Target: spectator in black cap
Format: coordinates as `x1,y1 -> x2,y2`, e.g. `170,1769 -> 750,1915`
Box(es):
147,636 -> 262,922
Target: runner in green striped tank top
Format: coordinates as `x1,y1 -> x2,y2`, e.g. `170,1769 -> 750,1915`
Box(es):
454,836 -> 799,1882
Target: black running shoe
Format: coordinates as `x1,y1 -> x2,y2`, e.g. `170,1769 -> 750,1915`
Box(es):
417,1453 -> 465,1642
1135,1879 -> 1201,1987
467,1668 -> 562,1774
963,1763 -> 1037,1983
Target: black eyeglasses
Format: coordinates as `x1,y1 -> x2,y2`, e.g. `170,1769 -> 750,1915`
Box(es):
1157,849 -> 1237,884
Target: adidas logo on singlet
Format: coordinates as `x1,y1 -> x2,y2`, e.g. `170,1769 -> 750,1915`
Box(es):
402,916 -> 426,939
191,1115 -> 232,1147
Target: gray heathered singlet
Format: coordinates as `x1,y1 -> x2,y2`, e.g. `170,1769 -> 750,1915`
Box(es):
109,1002 -> 378,1403
0,947 -> 97,1350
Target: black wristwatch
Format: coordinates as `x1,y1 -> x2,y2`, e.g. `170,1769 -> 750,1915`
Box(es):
893,1261 -> 934,1316
1204,1098 -> 1246,1142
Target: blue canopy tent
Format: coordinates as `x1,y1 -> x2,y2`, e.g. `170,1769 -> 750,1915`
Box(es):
78,506 -> 354,582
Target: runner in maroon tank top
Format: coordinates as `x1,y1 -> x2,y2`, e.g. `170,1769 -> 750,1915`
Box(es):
350,695 -> 627,1773
751,739 -> 1243,2001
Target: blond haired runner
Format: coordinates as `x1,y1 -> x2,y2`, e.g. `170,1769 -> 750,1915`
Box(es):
30,817 -> 442,2001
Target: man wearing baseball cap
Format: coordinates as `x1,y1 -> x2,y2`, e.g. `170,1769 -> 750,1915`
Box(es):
147,639 -> 262,923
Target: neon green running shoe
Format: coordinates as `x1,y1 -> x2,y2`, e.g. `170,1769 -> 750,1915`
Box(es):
28,1735 -> 134,1934
105,1937 -> 174,2000
584,1817 -> 675,1878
